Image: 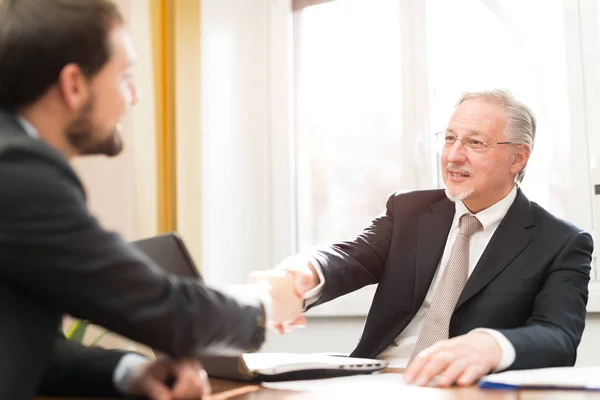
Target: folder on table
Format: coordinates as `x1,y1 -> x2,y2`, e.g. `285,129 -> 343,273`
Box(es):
479,366 -> 600,391
197,353 -> 388,382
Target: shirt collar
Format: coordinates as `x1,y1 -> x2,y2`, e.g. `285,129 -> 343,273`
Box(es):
452,185 -> 518,233
16,115 -> 39,139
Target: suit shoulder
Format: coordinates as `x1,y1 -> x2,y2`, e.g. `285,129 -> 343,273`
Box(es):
0,133 -> 68,167
0,141 -> 84,202
530,201 -> 588,237
0,135 -> 82,191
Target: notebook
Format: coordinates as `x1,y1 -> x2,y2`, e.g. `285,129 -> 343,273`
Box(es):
479,366 -> 600,391
131,232 -> 389,382
196,352 -> 388,382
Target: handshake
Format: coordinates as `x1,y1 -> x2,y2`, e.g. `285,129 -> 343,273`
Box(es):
247,255 -> 320,334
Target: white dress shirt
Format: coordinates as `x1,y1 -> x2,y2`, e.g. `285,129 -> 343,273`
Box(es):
305,186 -> 518,371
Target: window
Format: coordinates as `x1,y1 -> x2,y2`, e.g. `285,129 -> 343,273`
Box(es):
198,0 -> 600,315
291,0 -> 600,314
295,0 -> 435,249
427,0 -> 590,230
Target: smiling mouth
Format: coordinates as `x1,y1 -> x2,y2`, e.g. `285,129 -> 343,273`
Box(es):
448,170 -> 471,178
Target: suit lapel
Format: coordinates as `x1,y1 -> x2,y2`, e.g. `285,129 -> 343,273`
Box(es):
414,197 -> 455,309
455,189 -> 535,310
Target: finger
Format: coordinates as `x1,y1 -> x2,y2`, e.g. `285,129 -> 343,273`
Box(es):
142,377 -> 173,400
435,357 -> 469,387
171,362 -> 199,399
413,350 -> 455,387
198,367 -> 212,396
290,270 -> 313,296
289,316 -> 307,327
278,316 -> 307,333
172,361 -> 208,399
199,368 -> 212,397
457,364 -> 486,387
267,322 -> 286,335
133,359 -> 173,400
404,347 -> 432,384
284,324 -> 295,333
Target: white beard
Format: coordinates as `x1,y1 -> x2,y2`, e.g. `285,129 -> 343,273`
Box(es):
445,187 -> 474,202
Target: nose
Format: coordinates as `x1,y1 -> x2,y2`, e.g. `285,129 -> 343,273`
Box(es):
446,139 -> 468,163
128,81 -> 139,106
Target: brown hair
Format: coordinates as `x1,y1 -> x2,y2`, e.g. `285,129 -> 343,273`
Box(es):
0,0 -> 124,112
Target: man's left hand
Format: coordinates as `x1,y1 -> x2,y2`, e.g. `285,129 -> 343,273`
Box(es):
129,358 -> 211,400
404,332 -> 502,388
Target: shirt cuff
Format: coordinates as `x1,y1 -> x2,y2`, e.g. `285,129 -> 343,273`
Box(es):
471,328 -> 516,372
303,257 -> 325,308
113,353 -> 149,394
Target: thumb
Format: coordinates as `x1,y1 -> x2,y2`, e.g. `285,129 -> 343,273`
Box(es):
294,272 -> 313,296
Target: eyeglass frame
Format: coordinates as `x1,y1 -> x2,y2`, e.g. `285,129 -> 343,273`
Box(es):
434,131 -> 519,151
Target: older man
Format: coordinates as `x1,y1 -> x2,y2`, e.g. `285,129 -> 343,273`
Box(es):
252,89 -> 593,387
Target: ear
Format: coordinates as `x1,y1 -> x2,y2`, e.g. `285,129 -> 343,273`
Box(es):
56,64 -> 90,111
510,144 -> 531,176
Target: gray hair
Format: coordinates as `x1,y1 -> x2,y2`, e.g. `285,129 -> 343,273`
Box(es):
456,89 -> 536,184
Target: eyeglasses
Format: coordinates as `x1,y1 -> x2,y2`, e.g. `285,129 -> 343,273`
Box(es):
434,131 -> 518,152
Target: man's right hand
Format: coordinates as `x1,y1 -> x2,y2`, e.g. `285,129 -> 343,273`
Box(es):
249,269 -> 306,325
273,254 -> 321,292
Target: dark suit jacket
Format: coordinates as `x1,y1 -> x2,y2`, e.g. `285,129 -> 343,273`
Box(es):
309,189 -> 592,370
0,110 -> 266,400
36,333 -> 127,397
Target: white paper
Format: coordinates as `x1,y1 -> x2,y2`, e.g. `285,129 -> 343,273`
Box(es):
262,373 -> 407,392
481,366 -> 600,389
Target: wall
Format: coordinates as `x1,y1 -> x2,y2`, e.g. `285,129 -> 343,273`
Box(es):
199,0 -> 275,286
174,0 -> 203,268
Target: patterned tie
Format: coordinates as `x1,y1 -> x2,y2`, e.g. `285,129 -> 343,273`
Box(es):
408,214 -> 483,363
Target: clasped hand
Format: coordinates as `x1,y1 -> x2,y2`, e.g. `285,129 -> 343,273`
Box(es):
249,256 -> 316,334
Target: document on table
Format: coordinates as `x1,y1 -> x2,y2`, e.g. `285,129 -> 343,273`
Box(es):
262,373 -> 407,392
479,366 -> 600,390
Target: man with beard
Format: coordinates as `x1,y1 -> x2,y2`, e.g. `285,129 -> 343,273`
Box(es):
250,89 -> 593,387
0,0 -> 309,399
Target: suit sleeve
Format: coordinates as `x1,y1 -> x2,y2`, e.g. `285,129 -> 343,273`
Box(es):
308,193 -> 396,307
0,152 -> 265,358
497,231 -> 593,369
36,333 -> 126,397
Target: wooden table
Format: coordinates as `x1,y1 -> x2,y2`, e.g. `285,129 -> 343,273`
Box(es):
37,369 -> 600,399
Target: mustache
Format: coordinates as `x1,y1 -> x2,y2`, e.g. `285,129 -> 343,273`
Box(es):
446,163 -> 473,177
